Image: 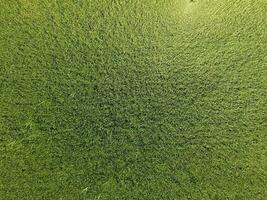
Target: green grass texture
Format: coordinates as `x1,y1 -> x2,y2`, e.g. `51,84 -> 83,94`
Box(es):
0,0 -> 266,199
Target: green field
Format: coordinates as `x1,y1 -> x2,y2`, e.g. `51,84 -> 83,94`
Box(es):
0,0 -> 266,199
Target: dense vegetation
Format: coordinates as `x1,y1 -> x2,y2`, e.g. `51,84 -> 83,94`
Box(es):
0,0 -> 266,199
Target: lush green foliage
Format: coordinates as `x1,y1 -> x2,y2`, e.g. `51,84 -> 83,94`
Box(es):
0,0 -> 266,199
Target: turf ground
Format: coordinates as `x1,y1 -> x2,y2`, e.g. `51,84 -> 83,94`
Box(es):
0,0 -> 267,199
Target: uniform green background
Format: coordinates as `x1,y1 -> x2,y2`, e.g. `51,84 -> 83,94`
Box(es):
0,0 -> 266,199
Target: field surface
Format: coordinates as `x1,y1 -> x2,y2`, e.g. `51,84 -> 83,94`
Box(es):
0,0 -> 267,199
